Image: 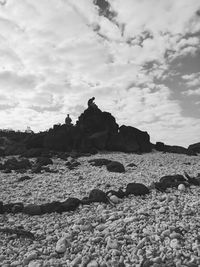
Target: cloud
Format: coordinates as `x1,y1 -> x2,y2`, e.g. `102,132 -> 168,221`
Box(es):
183,88 -> 200,95
0,0 -> 199,146
182,72 -> 200,87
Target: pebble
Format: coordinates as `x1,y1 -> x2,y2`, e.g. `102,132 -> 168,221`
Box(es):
159,207 -> 166,213
109,195 -> 121,204
28,261 -> 42,267
106,237 -> 119,249
55,237 -> 70,253
23,251 -> 38,265
170,239 -> 180,249
178,184 -> 186,191
87,260 -> 99,267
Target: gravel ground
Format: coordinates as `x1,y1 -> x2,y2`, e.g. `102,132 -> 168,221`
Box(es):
0,151 -> 200,267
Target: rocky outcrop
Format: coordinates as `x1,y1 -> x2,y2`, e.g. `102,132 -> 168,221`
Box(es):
188,142 -> 200,154
155,142 -> 197,155
107,125 -> 151,153
23,104 -> 152,154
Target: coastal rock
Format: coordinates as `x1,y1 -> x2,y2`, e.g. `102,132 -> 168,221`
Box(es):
126,183 -> 149,196
106,161 -> 125,173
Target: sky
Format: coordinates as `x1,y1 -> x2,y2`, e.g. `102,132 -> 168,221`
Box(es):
0,0 -> 200,147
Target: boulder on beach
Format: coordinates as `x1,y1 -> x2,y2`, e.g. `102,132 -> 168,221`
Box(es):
3,202 -> 24,213
188,142 -> 200,154
107,125 -> 151,153
59,197 -> 81,212
88,189 -> 109,203
106,161 -> 125,173
40,201 -> 62,214
125,183 -> 150,196
23,204 -> 42,215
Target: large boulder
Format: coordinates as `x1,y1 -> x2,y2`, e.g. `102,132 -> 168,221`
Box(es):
165,145 -> 188,154
106,161 -> 125,173
88,131 -> 108,150
76,107 -> 119,136
25,133 -> 46,149
43,125 -> 82,152
107,125 -> 151,153
188,142 -> 200,154
126,183 -> 150,196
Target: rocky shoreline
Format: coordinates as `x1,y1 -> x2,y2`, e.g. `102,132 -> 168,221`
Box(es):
0,151 -> 200,267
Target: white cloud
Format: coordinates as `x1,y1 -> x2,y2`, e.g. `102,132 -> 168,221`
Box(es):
0,0 -> 199,146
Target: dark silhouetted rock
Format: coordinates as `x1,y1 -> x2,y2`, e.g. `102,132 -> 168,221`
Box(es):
0,201 -> 4,214
3,158 -> 31,170
127,162 -> 137,167
154,174 -> 188,192
22,148 -> 43,158
23,204 -> 42,215
0,148 -> 5,157
166,145 -> 188,154
126,183 -> 150,196
106,161 -> 125,173
18,176 -> 32,182
188,142 -> 200,154
88,189 -> 109,203
25,133 -> 46,149
88,131 -> 108,150
59,198 -> 81,212
36,157 -> 53,166
40,201 -> 62,214
107,125 -> 151,153
88,158 -> 112,167
76,107 -> 118,137
43,125 -> 76,152
3,202 -> 24,213
155,142 -> 165,152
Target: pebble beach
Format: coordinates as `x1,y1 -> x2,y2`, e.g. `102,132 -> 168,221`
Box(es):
0,151 -> 200,267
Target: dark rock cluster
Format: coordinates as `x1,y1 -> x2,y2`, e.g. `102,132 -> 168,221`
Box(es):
1,171 -> 200,216
0,101 -> 199,156
24,105 -> 152,154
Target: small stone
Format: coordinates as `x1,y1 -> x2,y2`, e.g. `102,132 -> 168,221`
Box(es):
162,229 -> 171,237
170,239 -> 180,249
107,237 -> 119,249
109,195 -> 121,204
80,255 -> 90,266
178,184 -> 186,191
170,232 -> 183,240
28,261 -> 42,267
55,237 -> 70,253
24,251 -> 38,265
159,207 -> 166,213
71,255 -> 82,266
87,260 -> 99,267
10,261 -> 22,267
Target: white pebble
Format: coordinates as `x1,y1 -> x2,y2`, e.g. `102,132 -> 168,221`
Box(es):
87,260 -> 99,267
55,237 -> 69,253
110,195 -> 121,204
178,184 -> 186,191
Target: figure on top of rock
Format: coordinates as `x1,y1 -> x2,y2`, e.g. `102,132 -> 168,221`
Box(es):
87,97 -> 98,109
65,114 -> 72,126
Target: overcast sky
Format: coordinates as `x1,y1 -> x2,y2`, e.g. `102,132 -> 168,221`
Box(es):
0,0 -> 200,146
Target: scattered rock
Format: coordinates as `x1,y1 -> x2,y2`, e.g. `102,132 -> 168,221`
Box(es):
126,183 -> 149,196
106,161 -> 125,173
